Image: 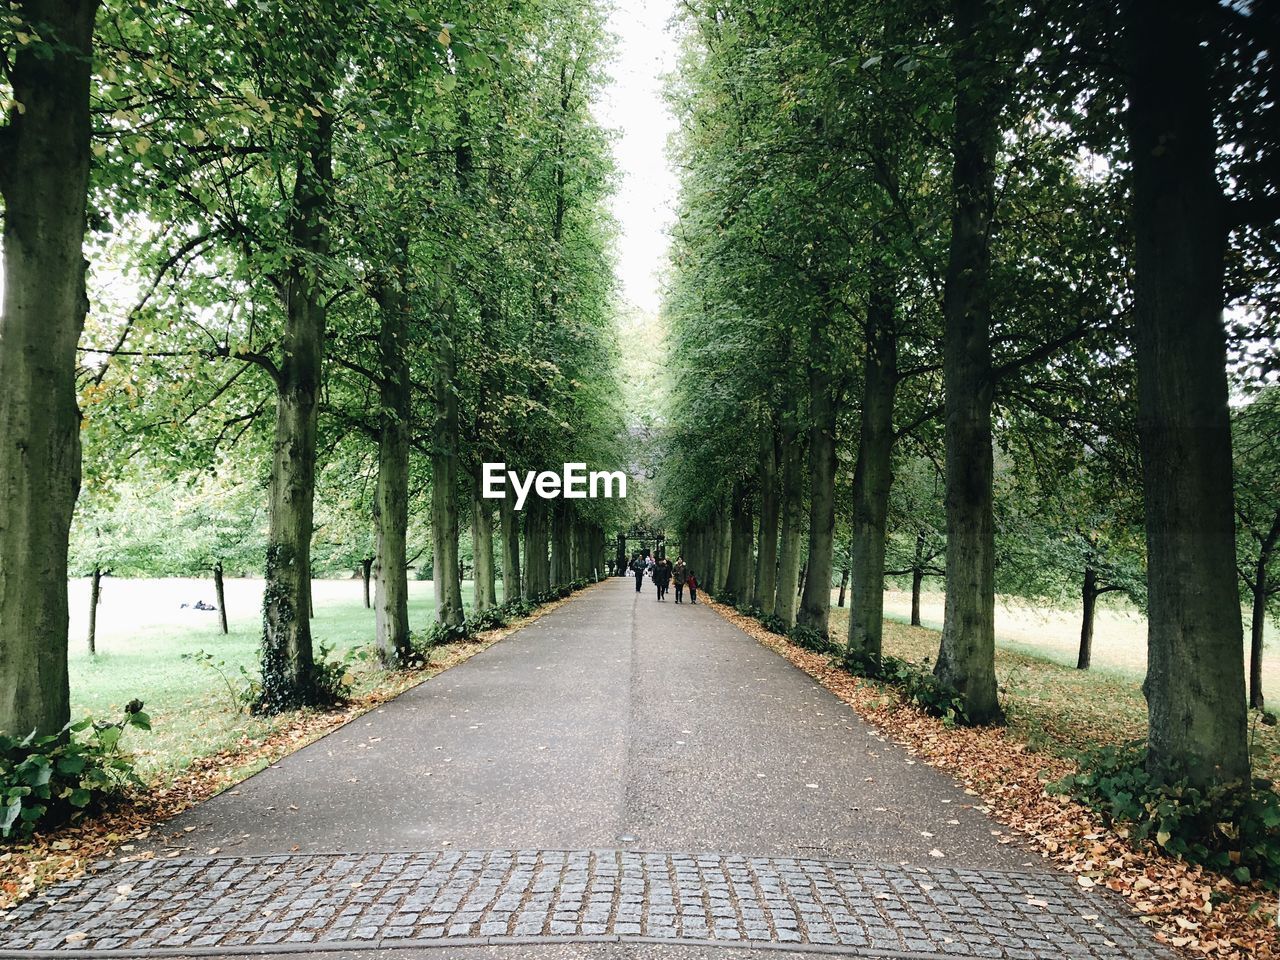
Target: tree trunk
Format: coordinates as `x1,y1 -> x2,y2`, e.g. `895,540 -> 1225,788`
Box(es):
1248,518 -> 1279,709
934,0 -> 1003,726
1250,555 -> 1268,711
550,502 -> 571,587
0,0 -> 99,738
372,264 -> 412,665
361,557 -> 372,609
1077,565 -> 1098,670
1122,0 -> 1248,787
87,566 -> 101,656
845,272 -> 898,660
522,498 -> 551,598
776,427 -> 806,628
430,330 -> 464,629
715,509 -> 732,595
471,482 -> 496,612
837,561 -> 849,608
797,318 -> 839,638
257,111 -> 332,714
214,562 -> 228,635
724,481 -> 754,604
754,423 -> 780,613
911,562 -> 924,627
574,518 -> 593,581
501,496 -> 521,603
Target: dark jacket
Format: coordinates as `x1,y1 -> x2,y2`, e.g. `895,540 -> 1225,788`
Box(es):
672,561 -> 688,585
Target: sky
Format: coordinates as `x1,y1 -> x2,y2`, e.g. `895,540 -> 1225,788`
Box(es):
596,0 -> 681,316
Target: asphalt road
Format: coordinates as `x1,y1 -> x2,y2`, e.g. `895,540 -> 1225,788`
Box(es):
148,577 -> 1034,871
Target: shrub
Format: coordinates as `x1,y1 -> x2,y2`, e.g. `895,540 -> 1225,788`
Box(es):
312,642 -> 365,704
466,607 -> 508,633
735,602 -> 760,618
1051,741 -> 1280,886
757,612 -> 787,635
502,597 -> 536,619
1,703 -> 151,839
788,623 -> 836,655
839,650 -> 968,725
420,620 -> 472,647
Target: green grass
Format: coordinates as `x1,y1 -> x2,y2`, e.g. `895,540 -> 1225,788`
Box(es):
70,580 -> 489,783
829,605 -> 1280,780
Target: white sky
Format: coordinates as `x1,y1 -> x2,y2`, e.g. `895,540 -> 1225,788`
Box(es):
596,0 -> 680,315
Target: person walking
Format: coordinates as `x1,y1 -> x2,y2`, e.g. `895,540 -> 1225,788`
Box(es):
686,569 -> 698,604
654,556 -> 672,600
630,553 -> 646,593
672,556 -> 688,603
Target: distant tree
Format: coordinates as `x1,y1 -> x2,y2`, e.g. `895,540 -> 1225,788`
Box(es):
1234,389 -> 1280,710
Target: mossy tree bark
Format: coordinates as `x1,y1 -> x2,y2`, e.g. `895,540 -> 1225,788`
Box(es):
797,307 -> 839,638
430,333 -> 464,629
372,262 -> 412,665
724,481 -> 754,604
501,497 -> 521,601
522,498 -> 551,598
550,502 -> 571,587
713,508 -> 732,595
257,110 -> 332,714
846,269 -> 898,660
1122,0 -> 1248,787
934,0 -> 1004,725
0,0 -> 99,737
753,424 -> 780,614
775,426 -> 807,628
471,483 -> 496,612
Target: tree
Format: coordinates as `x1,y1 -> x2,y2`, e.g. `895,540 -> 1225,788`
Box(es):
0,0 -> 101,737
1120,0 -> 1256,788
932,0 -> 1015,725
1234,389 -> 1280,710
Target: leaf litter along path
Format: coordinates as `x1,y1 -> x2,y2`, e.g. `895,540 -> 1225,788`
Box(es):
0,578 -> 1172,959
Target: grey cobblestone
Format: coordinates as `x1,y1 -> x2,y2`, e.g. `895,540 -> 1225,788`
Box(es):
0,849 -> 1172,958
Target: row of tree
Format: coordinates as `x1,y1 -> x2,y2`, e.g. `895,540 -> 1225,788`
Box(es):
659,0 -> 1278,792
1,0 -> 632,734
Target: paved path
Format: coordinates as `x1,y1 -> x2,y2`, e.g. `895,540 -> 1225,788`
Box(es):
0,579 -> 1170,959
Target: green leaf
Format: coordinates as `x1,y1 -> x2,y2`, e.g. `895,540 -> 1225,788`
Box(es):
56,756 -> 87,776
1,801 -> 21,834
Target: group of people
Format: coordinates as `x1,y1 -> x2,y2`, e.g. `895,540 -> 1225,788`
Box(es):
629,554 -> 698,603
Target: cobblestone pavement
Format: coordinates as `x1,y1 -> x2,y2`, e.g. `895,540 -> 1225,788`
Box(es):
0,849 -> 1170,958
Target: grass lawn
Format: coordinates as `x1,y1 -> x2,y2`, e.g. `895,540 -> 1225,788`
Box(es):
68,577 -> 496,784
827,603 -> 1280,780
